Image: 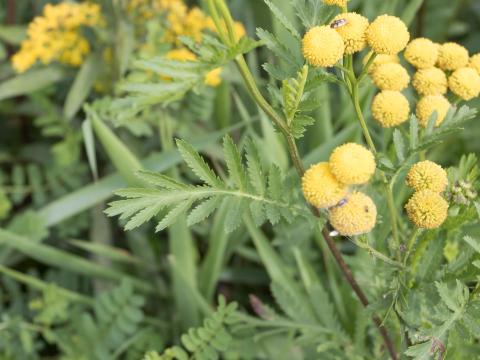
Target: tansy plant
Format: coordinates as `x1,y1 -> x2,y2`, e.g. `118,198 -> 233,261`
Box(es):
104,0 -> 480,358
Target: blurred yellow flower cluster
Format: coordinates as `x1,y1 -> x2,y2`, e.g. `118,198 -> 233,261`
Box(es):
11,2 -> 103,73
302,143 -> 377,236
405,161 -> 449,229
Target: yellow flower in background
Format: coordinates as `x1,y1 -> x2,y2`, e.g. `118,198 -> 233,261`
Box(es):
405,190 -> 449,229
371,63 -> 410,91
366,15 -> 410,55
328,192 -> 377,236
406,161 -> 448,193
412,67 -> 448,96
404,38 -> 439,69
437,42 -> 469,71
204,68 -> 222,87
330,13 -> 369,55
302,26 -> 345,67
302,162 -> 348,209
416,95 -> 451,128
329,143 -> 376,185
11,2 -> 102,73
371,90 -> 410,128
363,53 -> 399,74
166,48 -> 197,61
470,54 -> 480,75
448,67 -> 480,101
323,0 -> 348,7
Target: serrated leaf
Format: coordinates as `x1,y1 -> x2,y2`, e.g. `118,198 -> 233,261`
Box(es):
264,0 -> 300,39
177,139 -> 224,188
156,201 -> 193,232
136,171 -> 189,190
245,139 -> 266,196
224,197 -> 247,233
187,197 -> 221,226
223,135 -> 247,191
393,129 -> 406,163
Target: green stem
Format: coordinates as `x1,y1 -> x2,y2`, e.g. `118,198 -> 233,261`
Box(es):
403,228 -> 421,267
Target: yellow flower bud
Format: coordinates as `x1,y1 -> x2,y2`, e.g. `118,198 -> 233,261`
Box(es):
404,37 -> 439,69
330,12 -> 369,54
302,162 -> 348,209
371,62 -> 410,91
366,15 -> 410,55
448,67 -> 480,101
302,26 -> 345,67
406,161 -> 448,193
412,67 -> 448,96
437,42 -> 469,71
415,95 -> 451,128
328,192 -> 377,236
405,190 -> 449,229
329,143 -> 376,185
166,48 -> 197,61
470,54 -> 480,75
371,91 -> 410,128
323,0 -> 348,7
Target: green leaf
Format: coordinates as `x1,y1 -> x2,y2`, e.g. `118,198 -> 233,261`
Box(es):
64,54 -> 101,120
176,139 -> 224,188
156,201 -> 193,232
223,135 -> 247,191
245,139 -> 266,196
263,0 -> 300,39
187,197 -> 221,226
0,67 -> 66,101
393,129 -> 406,163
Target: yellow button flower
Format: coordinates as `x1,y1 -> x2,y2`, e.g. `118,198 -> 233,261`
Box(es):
366,15 -> 410,55
330,13 -> 369,54
437,42 -> 469,71
302,162 -> 348,209
416,95 -> 451,128
371,91 -> 410,128
303,26 -> 345,67
412,67 -> 447,96
371,62 -> 410,91
448,67 -> 480,101
404,37 -> 439,69
470,54 -> 480,75
328,192 -> 377,236
329,143 -> 376,185
323,0 -> 348,7
405,190 -> 448,229
406,161 -> 448,193
363,53 -> 399,74
166,48 -> 197,61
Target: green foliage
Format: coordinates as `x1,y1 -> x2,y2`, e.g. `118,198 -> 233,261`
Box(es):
106,135 -> 311,232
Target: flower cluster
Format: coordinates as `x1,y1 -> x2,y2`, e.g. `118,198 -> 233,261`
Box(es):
302,143 -> 377,236
405,161 -> 449,229
11,3 -> 103,73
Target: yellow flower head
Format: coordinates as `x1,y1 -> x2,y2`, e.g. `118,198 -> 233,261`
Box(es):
470,54 -> 480,75
416,95 -> 451,128
371,90 -> 410,128
302,26 -> 345,67
323,0 -> 348,7
448,67 -> 480,101
330,13 -> 369,54
437,42 -> 469,71
371,62 -> 410,91
11,2 -> 102,73
363,53 -> 399,74
302,162 -> 348,209
406,161 -> 448,193
412,67 -> 447,96
405,190 -> 449,229
205,68 -> 222,87
328,192 -> 377,236
329,143 -> 376,185
404,37 -> 439,69
366,15 -> 410,55
166,48 -> 197,61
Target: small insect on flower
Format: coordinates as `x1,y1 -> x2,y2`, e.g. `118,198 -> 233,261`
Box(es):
331,19 -> 348,29
338,198 -> 348,206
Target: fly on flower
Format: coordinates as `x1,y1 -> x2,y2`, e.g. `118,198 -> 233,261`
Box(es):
330,18 -> 348,29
